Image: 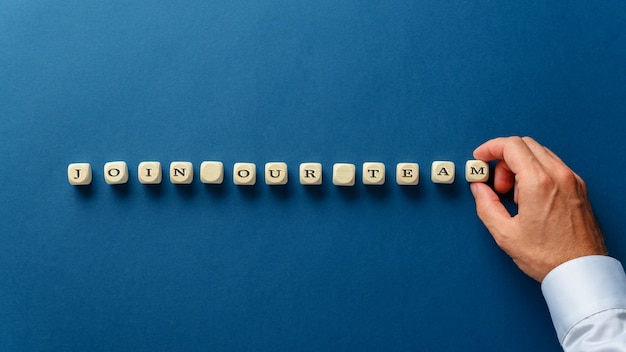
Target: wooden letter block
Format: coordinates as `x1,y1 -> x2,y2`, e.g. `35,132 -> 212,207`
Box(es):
431,161 -> 455,184
265,162 -> 288,185
200,161 -> 224,184
362,162 -> 385,185
233,163 -> 256,186
465,160 -> 489,182
333,163 -> 356,186
104,161 -> 129,185
68,163 -> 92,185
138,161 -> 162,184
396,163 -> 419,185
169,161 -> 193,184
299,162 -> 322,185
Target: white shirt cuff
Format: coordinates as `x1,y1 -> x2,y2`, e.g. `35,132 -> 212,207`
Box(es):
541,255 -> 626,343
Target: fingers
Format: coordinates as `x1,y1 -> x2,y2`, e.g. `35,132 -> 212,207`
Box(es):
493,160 -> 515,194
542,143 -> 586,186
522,137 -> 589,194
471,136 -> 607,282
470,182 -> 514,237
474,136 -> 542,195
473,137 -> 539,176
520,137 -> 565,172
541,143 -> 565,164
473,136 -> 575,192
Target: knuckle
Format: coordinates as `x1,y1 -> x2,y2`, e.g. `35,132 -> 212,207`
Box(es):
510,136 -> 525,146
534,172 -> 555,190
577,176 -> 588,192
553,167 -> 580,188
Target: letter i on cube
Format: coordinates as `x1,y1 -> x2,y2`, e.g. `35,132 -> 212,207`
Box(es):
138,162 -> 162,184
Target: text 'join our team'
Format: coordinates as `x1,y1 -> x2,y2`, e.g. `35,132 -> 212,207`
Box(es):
67,160 -> 489,187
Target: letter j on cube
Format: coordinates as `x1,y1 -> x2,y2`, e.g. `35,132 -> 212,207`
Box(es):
68,163 -> 92,185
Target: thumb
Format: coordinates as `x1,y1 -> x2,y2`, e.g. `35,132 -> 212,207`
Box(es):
470,183 -> 513,237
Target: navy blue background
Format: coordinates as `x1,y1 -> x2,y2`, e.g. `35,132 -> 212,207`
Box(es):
1,1 -> 625,351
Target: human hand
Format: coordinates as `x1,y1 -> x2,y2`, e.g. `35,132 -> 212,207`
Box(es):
469,136 -> 608,282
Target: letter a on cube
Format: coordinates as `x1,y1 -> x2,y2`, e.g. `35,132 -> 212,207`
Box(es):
431,161 -> 455,184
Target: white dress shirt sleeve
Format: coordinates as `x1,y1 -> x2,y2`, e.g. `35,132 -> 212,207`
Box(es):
541,255 -> 626,351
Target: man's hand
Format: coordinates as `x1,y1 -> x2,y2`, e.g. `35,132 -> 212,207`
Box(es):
470,136 -> 608,282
